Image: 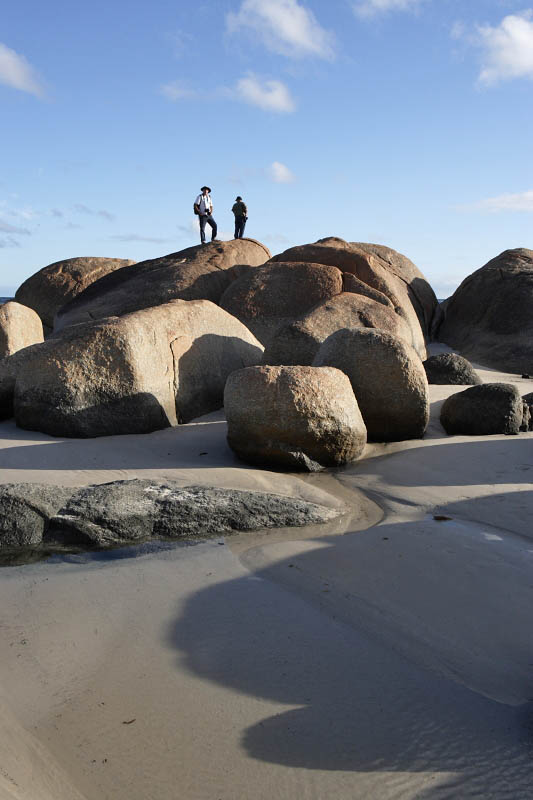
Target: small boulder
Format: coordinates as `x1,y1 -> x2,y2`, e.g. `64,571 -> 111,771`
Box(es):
224,365 -> 367,470
263,293 -> 413,366
0,484 -> 74,548
423,353 -> 481,385
313,328 -> 429,442
0,301 -> 44,358
219,261 -> 343,346
440,383 -> 526,436
15,256 -> 136,332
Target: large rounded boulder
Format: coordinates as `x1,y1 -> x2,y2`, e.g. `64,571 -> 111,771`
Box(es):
440,384 -> 528,436
54,239 -> 271,332
219,261 -> 343,346
263,293 -> 413,366
270,237 -> 438,358
15,256 -> 136,332
438,249 -> 533,373
224,365 -> 367,471
0,301 -> 43,358
9,299 -> 263,437
313,328 -> 429,442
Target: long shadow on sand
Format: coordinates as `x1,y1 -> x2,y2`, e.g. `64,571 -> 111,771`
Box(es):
168,494 -> 533,799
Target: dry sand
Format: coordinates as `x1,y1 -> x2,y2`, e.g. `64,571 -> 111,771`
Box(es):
1,345 -> 532,799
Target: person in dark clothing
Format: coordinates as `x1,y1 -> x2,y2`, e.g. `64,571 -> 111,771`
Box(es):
232,196 -> 248,239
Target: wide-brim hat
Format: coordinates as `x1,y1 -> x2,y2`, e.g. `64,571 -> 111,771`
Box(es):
201,186 -> 211,192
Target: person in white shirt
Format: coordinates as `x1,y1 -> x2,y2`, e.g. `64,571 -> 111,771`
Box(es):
194,186 -> 218,244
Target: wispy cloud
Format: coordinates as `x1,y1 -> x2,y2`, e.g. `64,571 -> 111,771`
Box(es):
159,80 -> 196,101
73,203 -> 116,222
268,161 -> 296,183
0,220 -> 31,235
353,0 -> 425,18
227,0 -> 335,60
51,208 -> 63,218
0,43 -> 44,97
466,190 -> 533,213
108,234 -> 173,243
0,237 -> 21,249
235,74 -> 295,112
476,12 -> 533,85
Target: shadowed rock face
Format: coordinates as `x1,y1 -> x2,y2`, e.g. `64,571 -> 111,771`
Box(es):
270,237 -> 438,358
0,301 -> 43,358
313,327 -> 429,442
15,256 -> 136,332
262,293 -> 413,367
224,365 -> 367,471
219,261 -> 344,346
440,383 -> 528,436
54,239 -> 271,332
438,249 -> 533,372
423,353 -> 481,385
7,299 -> 263,437
0,479 -> 343,551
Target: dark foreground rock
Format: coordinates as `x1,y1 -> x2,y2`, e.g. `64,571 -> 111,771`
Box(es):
440,384 -> 529,436
224,365 -> 367,470
423,353 -> 481,385
0,484 -> 74,547
0,479 -> 342,552
437,249 -> 533,373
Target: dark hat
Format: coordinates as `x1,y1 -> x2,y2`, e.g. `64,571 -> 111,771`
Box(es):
236,196 -> 242,201
201,185 -> 211,192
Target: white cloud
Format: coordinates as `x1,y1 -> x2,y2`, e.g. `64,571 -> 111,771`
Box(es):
0,237 -> 21,249
235,74 -> 295,112
227,0 -> 335,59
268,161 -> 296,183
353,0 -> 424,18
477,12 -> 533,85
472,190 -> 533,213
159,80 -> 196,101
0,43 -> 44,97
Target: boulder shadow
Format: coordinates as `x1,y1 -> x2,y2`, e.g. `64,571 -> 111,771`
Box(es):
167,506 -> 533,797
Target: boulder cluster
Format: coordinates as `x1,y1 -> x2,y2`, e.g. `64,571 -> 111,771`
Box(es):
0,235 -> 531,488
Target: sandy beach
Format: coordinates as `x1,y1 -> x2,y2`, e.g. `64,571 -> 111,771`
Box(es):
1,346 -> 532,800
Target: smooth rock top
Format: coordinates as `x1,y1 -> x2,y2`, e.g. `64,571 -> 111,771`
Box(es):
0,301 -> 43,358
219,261 -> 344,346
438,249 -> 533,372
225,364 -> 367,471
15,256 -> 136,331
54,239 -> 271,332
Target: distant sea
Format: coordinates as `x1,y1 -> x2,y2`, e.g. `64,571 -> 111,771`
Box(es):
0,298 -> 13,304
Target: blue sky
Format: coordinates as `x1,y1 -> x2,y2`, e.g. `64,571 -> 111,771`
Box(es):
1,0 -> 532,298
